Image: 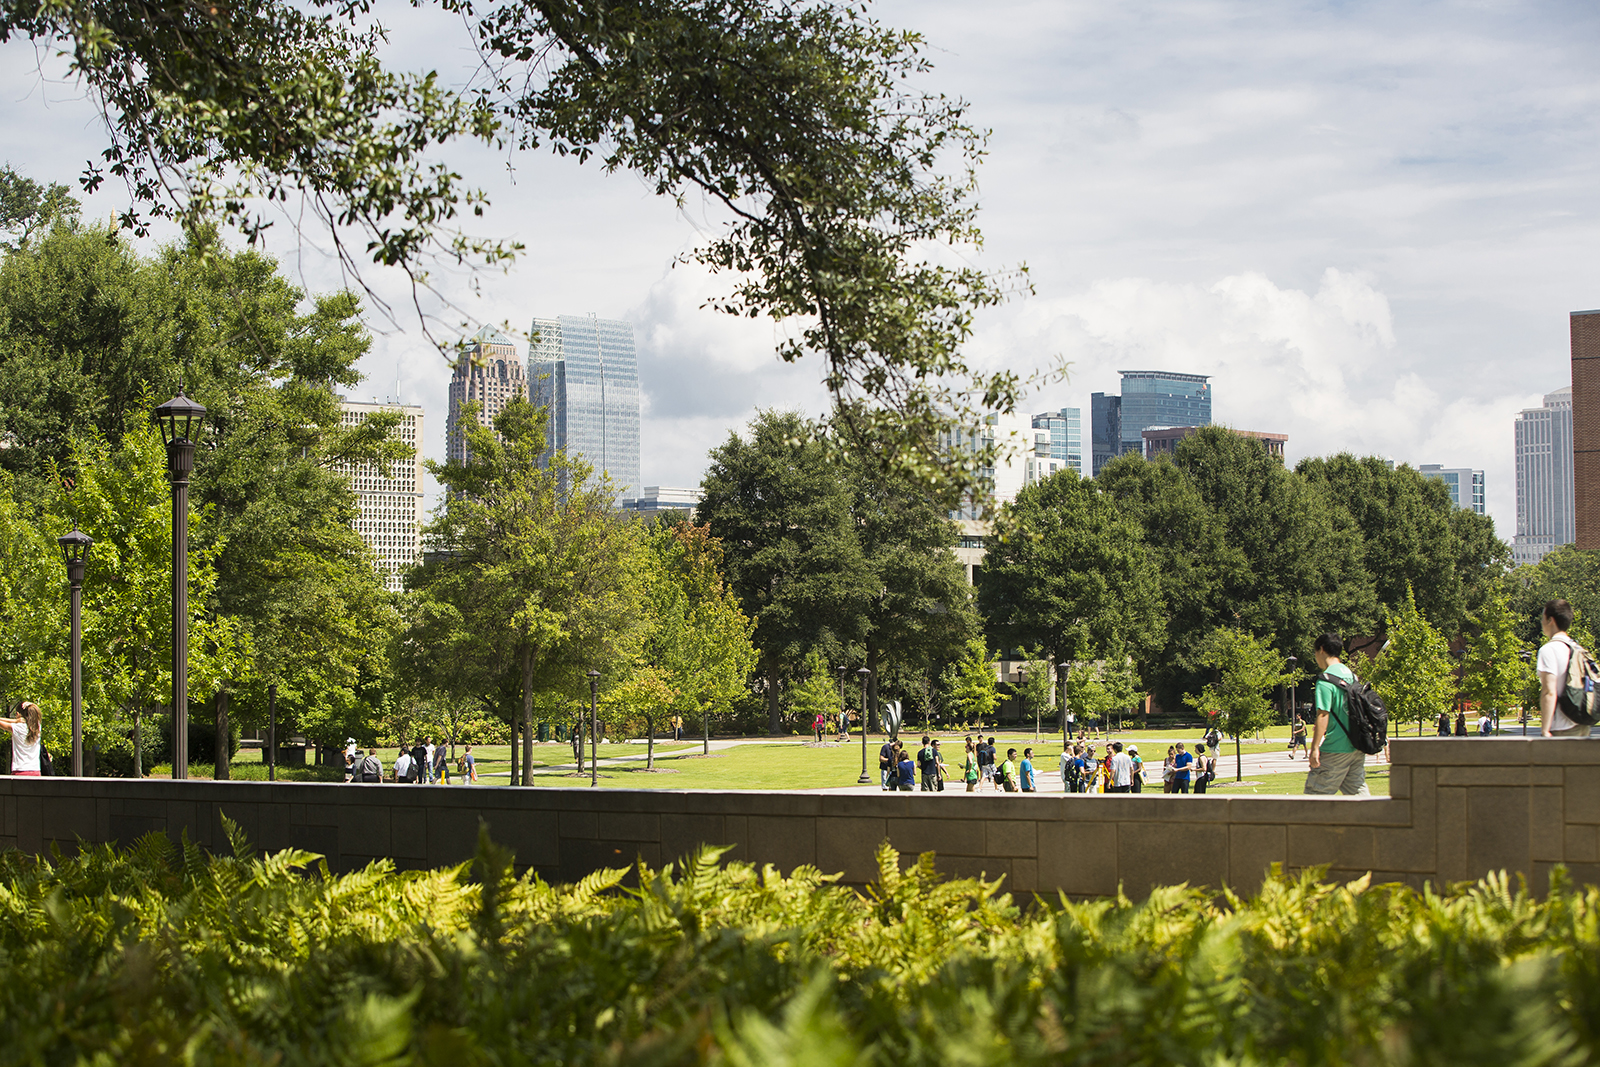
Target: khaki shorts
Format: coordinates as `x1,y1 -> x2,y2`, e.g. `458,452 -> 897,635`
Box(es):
1304,749 -> 1370,796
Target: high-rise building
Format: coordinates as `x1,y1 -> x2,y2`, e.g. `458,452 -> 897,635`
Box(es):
944,411 -> 1035,520
1090,392 -> 1120,476
1513,387 -> 1574,567
1574,310 -> 1600,551
1117,370 -> 1211,456
1142,425 -> 1286,460
528,314 -> 642,505
1032,407 -> 1084,477
446,325 -> 527,466
1419,464 -> 1486,515
335,400 -> 425,592
622,486 -> 701,519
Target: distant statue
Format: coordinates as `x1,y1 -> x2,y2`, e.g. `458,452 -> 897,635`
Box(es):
880,700 -> 903,739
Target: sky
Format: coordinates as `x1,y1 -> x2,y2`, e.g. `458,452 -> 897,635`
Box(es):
3,0 -> 1598,536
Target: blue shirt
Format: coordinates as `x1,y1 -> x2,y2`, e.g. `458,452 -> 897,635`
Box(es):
1020,759 -> 1035,790
897,758 -> 916,787
1174,751 -> 1194,782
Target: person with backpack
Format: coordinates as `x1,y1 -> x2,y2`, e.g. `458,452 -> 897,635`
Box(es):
393,746 -> 415,784
1305,632 -> 1371,794
916,735 -> 937,791
433,743 -> 452,784
1539,599 -> 1597,738
1128,746 -> 1144,793
1436,711 -> 1452,737
1193,743 -> 1214,794
962,736 -> 979,792
997,748 -> 1019,792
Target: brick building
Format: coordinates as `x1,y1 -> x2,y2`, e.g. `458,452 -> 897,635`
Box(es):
1574,311 -> 1600,549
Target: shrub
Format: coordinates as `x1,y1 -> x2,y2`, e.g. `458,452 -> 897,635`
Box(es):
0,828 -> 1593,1065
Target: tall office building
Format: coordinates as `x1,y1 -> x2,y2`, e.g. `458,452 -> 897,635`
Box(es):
528,314 -> 641,504
335,400 -> 425,592
944,411 -> 1035,520
1117,370 -> 1211,455
1574,310 -> 1600,551
1419,464 -> 1486,515
1513,387 -> 1574,567
1032,407 -> 1084,477
1090,393 -> 1120,476
1090,371 -> 1211,475
446,325 -> 527,466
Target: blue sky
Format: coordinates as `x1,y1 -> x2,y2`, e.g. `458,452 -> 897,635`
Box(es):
3,0 -> 1597,533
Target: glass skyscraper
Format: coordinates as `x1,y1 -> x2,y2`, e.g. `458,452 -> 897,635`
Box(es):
528,314 -> 642,504
1117,370 -> 1211,455
1419,464 -> 1487,516
1514,386 -> 1575,567
1032,407 -> 1083,477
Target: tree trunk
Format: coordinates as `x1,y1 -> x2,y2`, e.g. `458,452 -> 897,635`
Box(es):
766,662 -> 782,735
866,642 -> 883,737
509,719 -> 520,786
133,709 -> 142,778
215,690 -> 230,780
521,646 -> 535,787
646,716 -> 655,770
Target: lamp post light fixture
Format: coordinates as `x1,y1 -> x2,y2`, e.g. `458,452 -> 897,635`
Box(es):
588,669 -> 600,788
856,667 -> 872,785
154,389 -> 206,780
57,526 -> 93,776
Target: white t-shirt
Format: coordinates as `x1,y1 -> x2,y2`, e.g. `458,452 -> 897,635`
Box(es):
1537,635 -> 1579,732
10,721 -> 40,773
394,752 -> 414,779
1110,752 -> 1133,787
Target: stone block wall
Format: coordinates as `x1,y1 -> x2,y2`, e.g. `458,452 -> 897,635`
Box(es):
1,738 -> 1596,897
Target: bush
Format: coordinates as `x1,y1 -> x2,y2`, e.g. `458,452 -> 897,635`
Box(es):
0,831 -> 1594,1065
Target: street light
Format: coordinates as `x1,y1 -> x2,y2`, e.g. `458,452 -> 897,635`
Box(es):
1016,665 -> 1032,741
57,526 -> 92,776
856,667 -> 872,785
588,669 -> 600,788
154,389 -> 206,780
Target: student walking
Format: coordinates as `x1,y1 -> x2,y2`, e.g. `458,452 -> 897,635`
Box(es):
1019,748 -> 1037,792
1,702 -> 42,776
1305,632 -> 1371,795
354,749 -> 383,783
1289,714 -> 1308,759
963,736 -> 979,792
1059,746 -> 1076,793
671,715 -> 684,741
931,739 -> 948,791
461,744 -> 478,783
1107,742 -> 1133,793
1538,599 -> 1594,738
432,743 -> 452,785
998,748 -> 1020,792
895,746 -> 917,792
1193,743 -> 1213,794
979,737 -> 997,789
394,746 -> 415,783
879,738 -> 896,790
1128,746 -> 1144,793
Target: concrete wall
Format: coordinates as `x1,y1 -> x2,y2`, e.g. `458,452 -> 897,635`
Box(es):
2,738 -> 1597,898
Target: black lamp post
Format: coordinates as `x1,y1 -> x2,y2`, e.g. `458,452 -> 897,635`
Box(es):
856,667 -> 872,785
57,526 -> 93,776
1015,665 -> 1031,741
588,669 -> 600,788
154,389 -> 206,780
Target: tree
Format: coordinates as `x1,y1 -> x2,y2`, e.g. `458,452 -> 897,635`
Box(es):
1505,546 -> 1600,646
948,640 -> 998,725
979,470 -> 1165,715
1186,628 -> 1297,781
0,163 -> 78,251
1369,585 -> 1456,737
1460,588 -> 1533,732
0,473 -> 72,750
7,1 -> 1018,502
1011,648 -> 1054,736
697,411 -> 871,734
636,521 -> 759,739
410,396 -> 641,784
788,652 -> 841,736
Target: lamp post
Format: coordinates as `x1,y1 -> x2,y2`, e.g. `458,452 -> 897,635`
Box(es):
856,667 -> 872,785
588,669 -> 600,788
154,389 -> 206,781
1015,665 -> 1030,741
57,526 -> 93,776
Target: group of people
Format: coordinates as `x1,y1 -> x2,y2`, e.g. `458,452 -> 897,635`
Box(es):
868,733 -> 1230,795
878,735 -> 952,791
346,737 -> 478,784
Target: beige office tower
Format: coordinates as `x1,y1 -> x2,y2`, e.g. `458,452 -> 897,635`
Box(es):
446,325 -> 527,466
337,400 -> 426,592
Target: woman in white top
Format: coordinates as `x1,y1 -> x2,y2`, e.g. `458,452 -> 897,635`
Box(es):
0,702 -> 43,775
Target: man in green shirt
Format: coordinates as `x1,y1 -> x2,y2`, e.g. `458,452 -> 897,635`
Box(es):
1305,632 -> 1369,796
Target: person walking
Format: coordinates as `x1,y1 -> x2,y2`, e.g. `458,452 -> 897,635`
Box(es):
1059,745 -> 1076,793
1289,714 -> 1308,759
1162,746 -> 1177,793
1107,741 -> 1133,793
1098,748 -> 1114,793
1,701 -> 43,776
393,746 -> 414,783
896,746 -> 917,792
998,748 -> 1020,792
1019,748 -> 1037,792
931,739 -> 948,791
1453,710 -> 1468,737
1128,745 -> 1144,793
671,714 -> 683,741
1193,743 -> 1213,795
432,743 -> 452,785
813,713 -> 825,743
979,737 -> 996,790
461,744 -> 478,783
1436,711 -> 1452,737
354,748 -> 383,783
963,736 -> 979,792
1171,742 -> 1194,794
917,735 -> 938,791
1538,599 -> 1594,738
1305,632 -> 1371,794
879,737 -> 896,790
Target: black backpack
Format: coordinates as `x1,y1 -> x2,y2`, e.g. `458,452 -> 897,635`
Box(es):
1316,671 -> 1389,756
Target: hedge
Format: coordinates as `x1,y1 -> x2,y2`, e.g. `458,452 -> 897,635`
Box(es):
0,822 -> 1595,1066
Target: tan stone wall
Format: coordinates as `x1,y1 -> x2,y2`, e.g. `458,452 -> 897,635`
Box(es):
2,738 -> 1597,897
